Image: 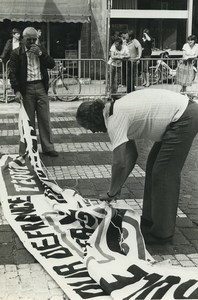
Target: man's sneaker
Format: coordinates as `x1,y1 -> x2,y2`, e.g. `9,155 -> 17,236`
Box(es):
43,150 -> 58,157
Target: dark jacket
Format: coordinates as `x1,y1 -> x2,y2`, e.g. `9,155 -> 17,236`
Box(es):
1,39 -> 13,63
9,43 -> 55,96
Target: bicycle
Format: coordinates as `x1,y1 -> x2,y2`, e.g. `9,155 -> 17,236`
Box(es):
148,51 -> 197,85
49,61 -> 81,101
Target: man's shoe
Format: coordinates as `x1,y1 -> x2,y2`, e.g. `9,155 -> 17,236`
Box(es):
143,232 -> 173,245
43,150 -> 58,157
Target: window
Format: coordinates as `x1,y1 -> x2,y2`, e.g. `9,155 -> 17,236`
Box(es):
161,2 -> 168,10
112,0 -> 136,9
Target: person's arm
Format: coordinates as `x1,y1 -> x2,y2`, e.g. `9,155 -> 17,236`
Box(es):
29,44 -> 55,69
39,47 -> 55,69
99,140 -> 138,201
123,45 -> 130,59
9,49 -> 23,104
0,40 -> 11,63
110,49 -> 122,61
9,49 -> 20,93
136,41 -> 142,60
144,33 -> 151,41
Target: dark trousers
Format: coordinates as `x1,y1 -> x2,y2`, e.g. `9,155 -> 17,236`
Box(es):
19,81 -> 54,155
142,101 -> 198,238
122,60 -> 136,93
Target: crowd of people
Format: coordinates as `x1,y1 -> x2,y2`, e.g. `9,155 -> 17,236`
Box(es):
108,28 -> 152,97
108,29 -> 198,97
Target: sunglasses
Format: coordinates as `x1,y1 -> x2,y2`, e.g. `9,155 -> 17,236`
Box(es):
26,38 -> 37,42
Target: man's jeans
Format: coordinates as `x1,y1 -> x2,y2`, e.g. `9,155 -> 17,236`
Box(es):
142,101 -> 198,238
19,81 -> 54,155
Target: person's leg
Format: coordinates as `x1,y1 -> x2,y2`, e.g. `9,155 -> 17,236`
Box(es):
35,82 -> 54,153
122,60 -> 126,86
142,142 -> 162,223
127,61 -> 132,93
181,85 -> 186,93
19,84 -> 36,156
150,102 -> 198,238
145,72 -> 150,87
132,62 -> 136,91
110,66 -> 116,95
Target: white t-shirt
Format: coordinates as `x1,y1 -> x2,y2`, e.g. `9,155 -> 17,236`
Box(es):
108,44 -> 129,67
104,89 -> 189,150
182,43 -> 198,58
12,39 -> 19,50
127,39 -> 142,60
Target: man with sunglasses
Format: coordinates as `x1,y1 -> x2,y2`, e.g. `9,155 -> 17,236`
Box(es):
9,27 -> 58,157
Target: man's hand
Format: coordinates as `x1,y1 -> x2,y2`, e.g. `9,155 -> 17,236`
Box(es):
99,192 -> 116,202
15,91 -> 23,104
29,44 -> 42,56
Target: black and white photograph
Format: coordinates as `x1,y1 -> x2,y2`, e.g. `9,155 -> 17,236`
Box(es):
0,1 -> 198,299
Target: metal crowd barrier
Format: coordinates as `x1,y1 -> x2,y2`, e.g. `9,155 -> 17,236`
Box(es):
0,59 -> 6,102
1,57 -> 198,103
48,58 -> 107,100
108,57 -> 198,98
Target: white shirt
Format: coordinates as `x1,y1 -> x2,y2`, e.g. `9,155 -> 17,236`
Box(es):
12,39 -> 19,50
183,43 -> 198,58
104,89 -> 189,150
108,44 -> 129,67
26,47 -> 42,82
127,39 -> 142,60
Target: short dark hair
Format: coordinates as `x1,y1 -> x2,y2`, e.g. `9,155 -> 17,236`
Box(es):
76,99 -> 105,129
12,28 -> 20,35
128,30 -> 135,40
187,35 -> 197,42
114,37 -> 123,45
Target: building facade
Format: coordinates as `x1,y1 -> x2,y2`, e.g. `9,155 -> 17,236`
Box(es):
0,0 -> 196,62
109,0 -> 194,51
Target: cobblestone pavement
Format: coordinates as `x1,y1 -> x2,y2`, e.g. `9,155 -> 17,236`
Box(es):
0,100 -> 198,299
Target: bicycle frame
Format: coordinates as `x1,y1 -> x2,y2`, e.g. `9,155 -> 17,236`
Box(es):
156,59 -> 177,77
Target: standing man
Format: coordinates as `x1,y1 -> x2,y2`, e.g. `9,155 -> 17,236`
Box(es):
9,27 -> 58,157
1,28 -> 21,64
127,30 -> 142,93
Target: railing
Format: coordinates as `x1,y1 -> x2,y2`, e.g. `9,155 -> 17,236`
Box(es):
0,59 -> 6,102
1,57 -> 198,103
48,59 -> 107,100
109,57 -> 198,98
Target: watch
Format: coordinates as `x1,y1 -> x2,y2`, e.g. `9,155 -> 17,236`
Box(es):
38,51 -> 42,56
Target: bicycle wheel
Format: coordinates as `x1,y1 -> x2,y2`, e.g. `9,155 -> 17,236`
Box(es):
53,74 -> 81,101
148,67 -> 161,84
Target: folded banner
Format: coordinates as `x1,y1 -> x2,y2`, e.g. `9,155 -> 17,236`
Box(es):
0,105 -> 198,300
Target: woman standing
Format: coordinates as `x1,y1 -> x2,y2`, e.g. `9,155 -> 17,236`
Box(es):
141,29 -> 152,87
176,35 -> 198,93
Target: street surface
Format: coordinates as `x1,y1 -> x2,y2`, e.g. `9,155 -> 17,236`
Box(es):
0,99 -> 198,299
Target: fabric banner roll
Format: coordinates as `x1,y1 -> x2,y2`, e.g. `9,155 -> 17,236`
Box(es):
0,105 -> 198,300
